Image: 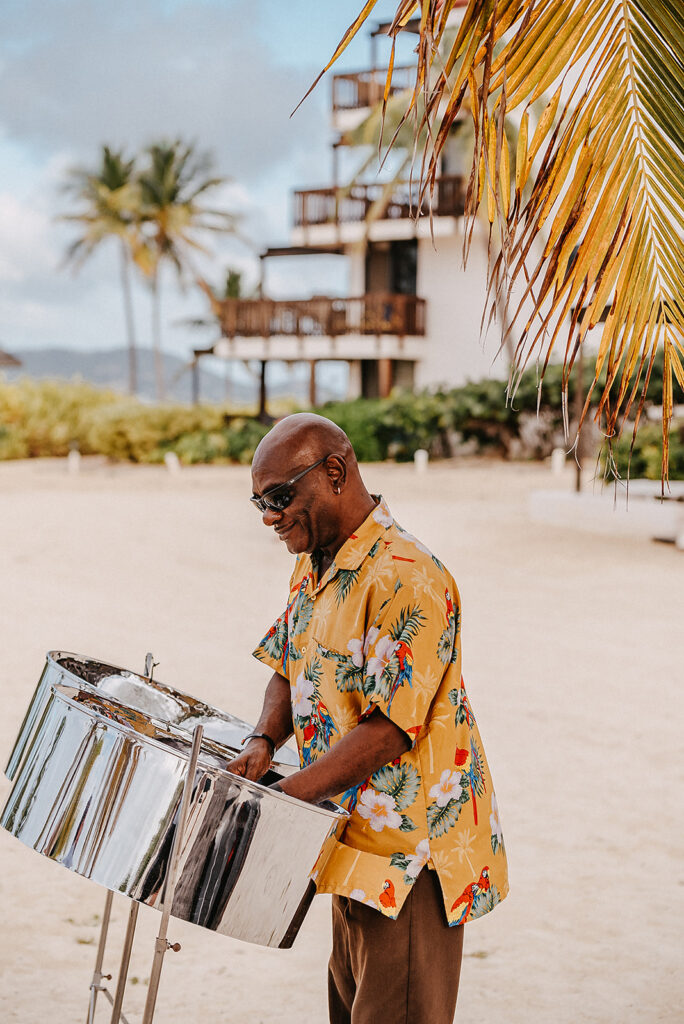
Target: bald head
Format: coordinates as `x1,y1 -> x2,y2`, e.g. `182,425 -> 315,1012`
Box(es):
252,413 -> 354,472
250,413 -> 376,561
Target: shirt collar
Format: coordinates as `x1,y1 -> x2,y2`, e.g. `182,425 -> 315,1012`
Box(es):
327,495 -> 394,573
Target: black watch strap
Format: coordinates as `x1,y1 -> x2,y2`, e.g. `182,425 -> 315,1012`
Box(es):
241,732 -> 276,758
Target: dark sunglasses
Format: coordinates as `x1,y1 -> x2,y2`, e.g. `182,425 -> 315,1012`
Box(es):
250,454 -> 331,513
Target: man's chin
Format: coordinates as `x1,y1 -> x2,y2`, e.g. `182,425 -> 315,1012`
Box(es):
283,530 -> 308,555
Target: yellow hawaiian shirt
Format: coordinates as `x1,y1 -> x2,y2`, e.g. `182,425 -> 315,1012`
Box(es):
253,497 -> 509,925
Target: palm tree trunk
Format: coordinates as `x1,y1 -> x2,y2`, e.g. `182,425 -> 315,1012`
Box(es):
119,240 -> 138,396
151,268 -> 165,401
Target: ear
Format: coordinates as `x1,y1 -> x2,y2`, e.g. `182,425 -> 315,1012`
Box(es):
326,455 -> 346,494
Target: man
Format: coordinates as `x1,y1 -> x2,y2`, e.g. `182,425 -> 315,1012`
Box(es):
227,413 -> 508,1024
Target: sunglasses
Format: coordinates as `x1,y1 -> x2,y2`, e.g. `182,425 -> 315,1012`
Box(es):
250,455 -> 331,513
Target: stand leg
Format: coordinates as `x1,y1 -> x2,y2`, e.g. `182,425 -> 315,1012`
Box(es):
142,725 -> 204,1024
86,890 -> 114,1024
109,900 -> 139,1024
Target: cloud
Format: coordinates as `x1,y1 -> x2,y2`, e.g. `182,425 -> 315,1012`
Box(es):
0,0 -> 366,355
0,0 -> 329,183
0,193 -> 58,284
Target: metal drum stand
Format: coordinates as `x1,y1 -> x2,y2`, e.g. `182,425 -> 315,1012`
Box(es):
2,649 -> 348,1022
86,722 -> 204,1024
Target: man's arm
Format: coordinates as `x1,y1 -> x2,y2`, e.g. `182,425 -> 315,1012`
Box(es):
277,709 -> 410,804
225,671 -> 293,780
226,672 -> 409,804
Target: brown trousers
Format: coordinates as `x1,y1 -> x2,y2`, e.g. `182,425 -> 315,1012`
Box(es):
328,868 -> 464,1024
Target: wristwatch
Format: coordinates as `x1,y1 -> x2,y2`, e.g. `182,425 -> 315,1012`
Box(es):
240,732 -> 276,758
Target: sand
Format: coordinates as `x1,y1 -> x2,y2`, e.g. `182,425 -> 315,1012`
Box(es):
0,456 -> 681,1023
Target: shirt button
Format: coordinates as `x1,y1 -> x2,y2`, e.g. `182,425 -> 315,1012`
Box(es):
302,644 -> 307,653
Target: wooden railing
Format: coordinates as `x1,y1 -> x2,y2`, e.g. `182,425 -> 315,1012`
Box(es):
216,294 -> 426,339
332,66 -> 415,111
294,175 -> 465,227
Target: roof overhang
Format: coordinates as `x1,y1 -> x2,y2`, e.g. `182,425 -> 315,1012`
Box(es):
261,245 -> 345,259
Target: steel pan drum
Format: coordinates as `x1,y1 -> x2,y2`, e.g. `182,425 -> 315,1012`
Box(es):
5,650 -> 299,781
1,657 -> 348,948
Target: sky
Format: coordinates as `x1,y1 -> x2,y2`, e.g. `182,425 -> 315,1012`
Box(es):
0,0 -> 413,368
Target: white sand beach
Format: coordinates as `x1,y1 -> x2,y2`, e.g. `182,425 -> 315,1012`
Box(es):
0,456 -> 682,1023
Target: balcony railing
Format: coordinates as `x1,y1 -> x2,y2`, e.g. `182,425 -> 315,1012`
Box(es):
294,175 -> 465,227
332,66 -> 415,111
216,294 -> 426,339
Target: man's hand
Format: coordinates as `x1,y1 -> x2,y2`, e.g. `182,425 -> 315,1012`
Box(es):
225,737 -> 273,782
224,671 -> 293,782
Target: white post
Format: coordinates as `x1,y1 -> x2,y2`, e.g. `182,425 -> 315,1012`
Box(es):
414,449 -> 429,473
551,447 -> 566,476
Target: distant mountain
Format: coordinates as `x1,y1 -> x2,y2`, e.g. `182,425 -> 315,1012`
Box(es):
3,347 -> 346,405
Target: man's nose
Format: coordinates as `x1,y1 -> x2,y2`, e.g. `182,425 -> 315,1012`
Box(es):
262,506 -> 282,527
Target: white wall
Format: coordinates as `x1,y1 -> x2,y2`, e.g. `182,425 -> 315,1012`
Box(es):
340,220 -> 578,393
415,224 -> 510,389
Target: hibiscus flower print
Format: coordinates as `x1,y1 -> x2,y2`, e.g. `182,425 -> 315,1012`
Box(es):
366,634 -> 398,684
397,528 -> 433,557
291,672 -> 314,717
356,788 -> 403,832
349,888 -> 378,908
347,627 -> 379,668
372,504 -> 393,528
490,794 -> 504,853
405,839 -> 431,879
428,769 -> 463,807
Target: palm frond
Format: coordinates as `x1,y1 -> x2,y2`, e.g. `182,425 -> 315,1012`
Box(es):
321,1 -> 684,480
389,603 -> 427,642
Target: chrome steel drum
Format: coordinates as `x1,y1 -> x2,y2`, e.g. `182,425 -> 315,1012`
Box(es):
5,650 -> 299,780
1,682 -> 347,948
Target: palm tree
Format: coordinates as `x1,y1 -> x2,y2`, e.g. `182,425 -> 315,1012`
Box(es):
61,146 -> 142,395
135,141 -> 237,401
310,1 -> 684,481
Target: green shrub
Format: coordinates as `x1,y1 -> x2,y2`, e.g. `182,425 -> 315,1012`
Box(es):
222,418 -> 270,463
161,429 -> 229,464
82,402 -> 225,462
157,418 -> 269,465
0,377 -> 119,458
2,360 -> 681,477
0,377 -> 268,464
319,400 -> 386,462
611,421 -> 684,480
374,391 -> 451,460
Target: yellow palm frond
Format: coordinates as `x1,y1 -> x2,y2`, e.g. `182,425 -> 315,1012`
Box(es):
320,0 -> 684,480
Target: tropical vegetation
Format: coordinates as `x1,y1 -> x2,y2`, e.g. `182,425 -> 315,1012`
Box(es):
136,142 -> 237,400
0,378 -> 268,464
1,361 -> 680,478
310,1 -> 684,480
62,141 -> 237,401
62,147 -> 141,395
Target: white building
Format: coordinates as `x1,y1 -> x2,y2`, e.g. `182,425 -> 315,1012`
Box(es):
198,18 -> 509,413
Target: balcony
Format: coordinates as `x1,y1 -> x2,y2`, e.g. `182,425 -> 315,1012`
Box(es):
294,175 -> 465,228
216,294 -> 426,340
332,66 -> 415,112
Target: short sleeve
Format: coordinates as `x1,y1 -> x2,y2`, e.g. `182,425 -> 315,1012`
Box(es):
252,557 -> 306,679
361,580 -> 460,742
252,608 -> 289,676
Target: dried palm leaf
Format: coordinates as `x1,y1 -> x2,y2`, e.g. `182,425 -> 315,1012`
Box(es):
314,0 -> 684,482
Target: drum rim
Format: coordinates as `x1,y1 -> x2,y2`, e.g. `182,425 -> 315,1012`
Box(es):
47,678 -> 348,823
47,648 -> 253,726
45,648 -> 299,768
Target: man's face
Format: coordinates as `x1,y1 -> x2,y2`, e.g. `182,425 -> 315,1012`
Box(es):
251,447 -> 339,555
